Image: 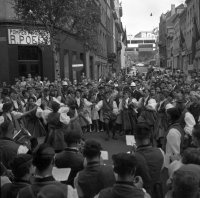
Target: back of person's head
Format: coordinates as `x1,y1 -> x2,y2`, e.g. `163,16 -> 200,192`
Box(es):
37,185 -> 65,198
135,123 -> 151,140
172,169 -> 199,198
166,107 -> 181,122
32,144 -> 55,172
83,140 -> 102,159
112,153 -> 137,178
10,154 -> 32,179
182,148 -> 200,165
50,101 -> 60,113
64,131 -> 81,146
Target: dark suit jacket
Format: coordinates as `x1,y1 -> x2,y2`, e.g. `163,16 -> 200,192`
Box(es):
77,161 -> 116,198
18,176 -> 68,198
99,181 -> 145,198
55,147 -> 84,187
0,137 -> 20,169
1,180 -> 30,198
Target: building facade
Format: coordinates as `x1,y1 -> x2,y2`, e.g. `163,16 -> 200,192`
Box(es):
159,1 -> 200,73
0,0 -> 125,83
126,30 -> 158,65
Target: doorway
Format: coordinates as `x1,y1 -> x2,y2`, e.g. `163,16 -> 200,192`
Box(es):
18,46 -> 43,78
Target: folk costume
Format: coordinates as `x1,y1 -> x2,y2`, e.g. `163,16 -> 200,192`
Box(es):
23,99 -> 46,138
96,94 -> 118,139
45,108 -> 70,152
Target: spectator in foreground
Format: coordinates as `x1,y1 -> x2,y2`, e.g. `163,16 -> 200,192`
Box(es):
1,154 -> 33,198
165,166 -> 200,198
37,184 -> 65,198
192,124 -> 200,148
18,143 -> 78,198
134,123 -> 164,197
75,140 -> 115,198
55,131 -> 84,187
97,153 -> 150,198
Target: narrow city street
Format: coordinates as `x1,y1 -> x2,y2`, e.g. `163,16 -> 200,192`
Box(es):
1,0 -> 200,198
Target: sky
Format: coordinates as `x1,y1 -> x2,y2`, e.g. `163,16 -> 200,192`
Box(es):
121,0 -> 185,36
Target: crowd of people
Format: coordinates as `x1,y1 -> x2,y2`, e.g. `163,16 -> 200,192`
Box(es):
1,69 -> 200,198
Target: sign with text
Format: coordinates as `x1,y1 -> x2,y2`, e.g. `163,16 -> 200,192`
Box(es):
8,29 -> 50,45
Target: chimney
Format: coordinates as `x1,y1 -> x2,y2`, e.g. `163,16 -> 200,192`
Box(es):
171,4 -> 176,16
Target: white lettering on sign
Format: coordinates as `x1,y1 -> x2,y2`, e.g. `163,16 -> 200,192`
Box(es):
8,29 -> 50,45
72,64 -> 84,68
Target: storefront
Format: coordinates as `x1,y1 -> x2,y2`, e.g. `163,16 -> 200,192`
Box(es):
0,24 -> 95,83
0,25 -> 54,83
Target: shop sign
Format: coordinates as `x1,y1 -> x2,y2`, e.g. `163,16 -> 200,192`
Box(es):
8,29 -> 50,45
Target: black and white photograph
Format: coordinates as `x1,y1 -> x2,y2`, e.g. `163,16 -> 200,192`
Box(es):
1,0 -> 200,197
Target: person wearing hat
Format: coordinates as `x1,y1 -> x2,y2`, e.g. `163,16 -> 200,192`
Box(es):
75,140 -> 115,198
18,143 -> 78,198
130,82 -> 143,101
95,89 -> 119,140
97,153 -> 150,198
1,154 -> 34,198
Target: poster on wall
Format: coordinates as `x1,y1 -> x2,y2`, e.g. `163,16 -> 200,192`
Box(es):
8,29 -> 50,45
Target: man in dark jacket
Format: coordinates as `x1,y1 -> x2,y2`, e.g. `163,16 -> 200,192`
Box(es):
55,131 -> 84,187
135,123 -> 164,198
18,144 -> 77,198
1,154 -> 33,198
75,140 -> 115,198
97,153 -> 150,198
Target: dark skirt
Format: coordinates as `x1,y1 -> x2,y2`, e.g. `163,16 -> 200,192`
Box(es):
122,109 -> 132,131
46,128 -> 66,151
24,117 -> 46,138
155,113 -> 168,140
79,114 -> 90,127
